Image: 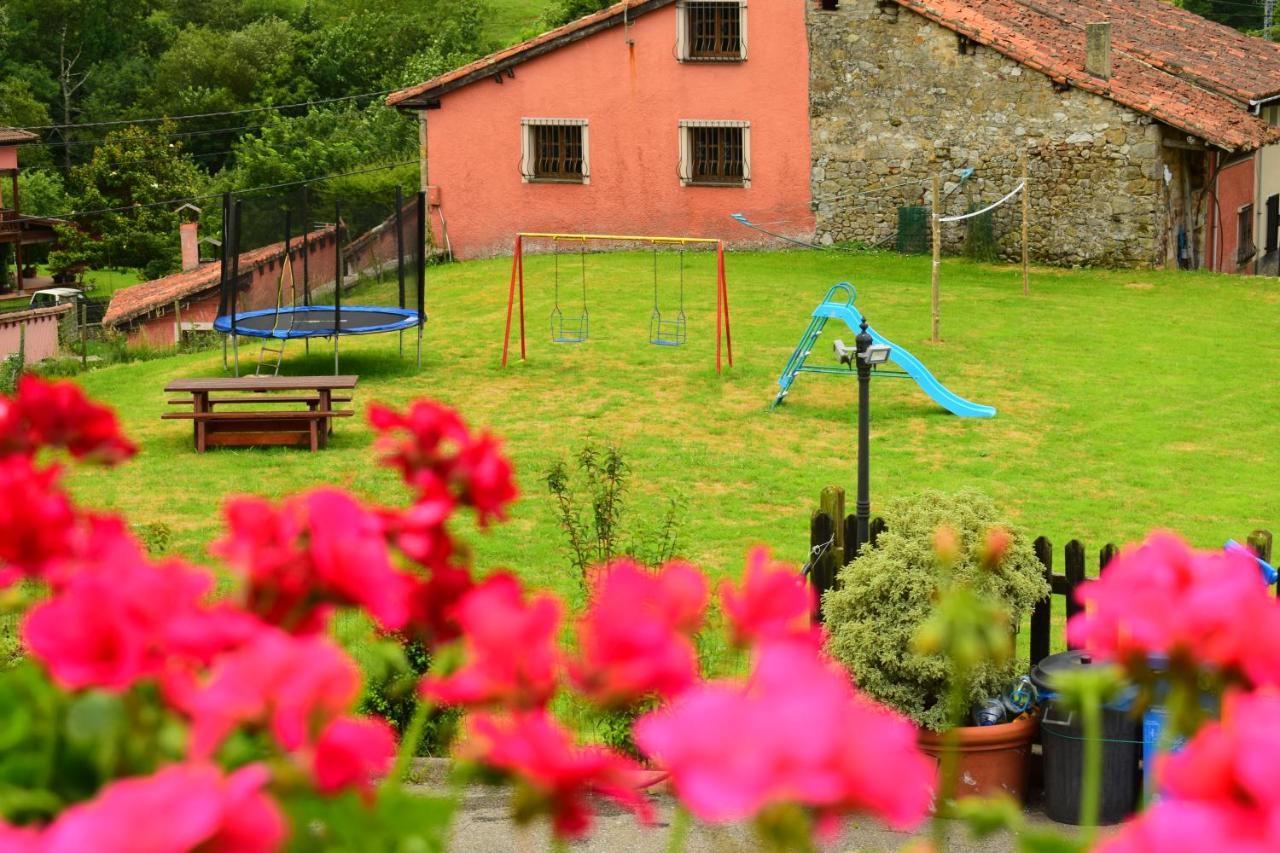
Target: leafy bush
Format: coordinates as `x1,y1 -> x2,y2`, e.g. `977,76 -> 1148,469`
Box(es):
823,490 -> 1049,732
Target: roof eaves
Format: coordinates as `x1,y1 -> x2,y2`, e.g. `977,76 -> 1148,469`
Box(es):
387,0 -> 675,110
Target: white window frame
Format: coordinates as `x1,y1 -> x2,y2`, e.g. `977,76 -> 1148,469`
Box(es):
519,118 -> 590,184
678,120 -> 751,188
675,0 -> 748,62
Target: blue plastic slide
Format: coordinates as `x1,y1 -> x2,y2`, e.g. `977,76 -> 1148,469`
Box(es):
773,283 -> 996,418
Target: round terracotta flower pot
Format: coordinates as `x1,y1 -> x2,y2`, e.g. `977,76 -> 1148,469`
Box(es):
917,713 -> 1039,802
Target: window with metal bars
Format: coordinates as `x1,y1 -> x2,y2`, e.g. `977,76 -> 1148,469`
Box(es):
1238,204 -> 1256,264
689,126 -> 745,186
531,124 -> 585,182
679,1 -> 746,61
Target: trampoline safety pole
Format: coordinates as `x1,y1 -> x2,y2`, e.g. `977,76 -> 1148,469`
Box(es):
334,201 -> 343,376
231,200 -> 243,377
416,190 -> 426,370
396,186 -> 406,359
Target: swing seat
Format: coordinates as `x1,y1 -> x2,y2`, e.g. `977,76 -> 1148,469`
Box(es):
649,310 -> 687,347
551,309 -> 589,344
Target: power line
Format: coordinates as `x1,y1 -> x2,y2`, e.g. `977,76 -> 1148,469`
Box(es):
48,159 -> 417,220
18,90 -> 395,133
30,123 -> 270,151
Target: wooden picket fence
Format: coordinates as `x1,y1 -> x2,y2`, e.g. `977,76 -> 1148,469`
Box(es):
806,487 -> 1274,667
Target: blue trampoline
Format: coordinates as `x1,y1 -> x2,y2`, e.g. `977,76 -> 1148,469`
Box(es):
216,189 -> 427,374
214,305 -> 421,339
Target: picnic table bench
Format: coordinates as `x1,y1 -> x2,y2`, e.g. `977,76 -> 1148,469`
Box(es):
162,375 -> 359,452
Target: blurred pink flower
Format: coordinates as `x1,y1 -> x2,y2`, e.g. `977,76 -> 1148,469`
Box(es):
1101,691 -> 1280,852
184,627 -> 359,758
461,710 -> 652,839
1068,532 -> 1280,685
368,401 -> 517,526
41,763 -> 284,853
0,376 -> 135,464
720,548 -> 818,648
311,716 -> 398,798
635,641 -> 934,832
421,573 -> 561,710
213,488 -> 414,633
403,563 -> 475,648
0,458 -> 75,585
569,559 -> 708,706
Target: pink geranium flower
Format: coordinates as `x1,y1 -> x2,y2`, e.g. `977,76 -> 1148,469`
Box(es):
213,488 -> 414,633
403,563 -> 476,648
460,710 -> 653,839
368,401 -> 517,526
183,627 -> 360,758
0,457 -> 76,585
1068,532 -> 1280,685
0,376 -> 135,463
569,559 -> 708,707
1101,692 -> 1280,852
311,716 -> 398,798
634,641 -> 935,832
40,763 -> 284,853
420,573 -> 561,710
23,550 -> 228,692
719,548 -> 819,648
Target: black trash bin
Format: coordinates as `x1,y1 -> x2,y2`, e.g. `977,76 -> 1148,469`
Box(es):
1031,651 -> 1141,825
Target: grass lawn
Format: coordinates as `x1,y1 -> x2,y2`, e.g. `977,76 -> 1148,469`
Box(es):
63,248 -> 1280,652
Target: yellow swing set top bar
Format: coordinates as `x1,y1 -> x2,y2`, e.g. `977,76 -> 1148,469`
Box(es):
517,232 -> 721,246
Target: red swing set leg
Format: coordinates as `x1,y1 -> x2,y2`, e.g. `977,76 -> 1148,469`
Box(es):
502,236 -> 527,366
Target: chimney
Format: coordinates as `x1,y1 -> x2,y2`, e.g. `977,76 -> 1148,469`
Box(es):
180,221 -> 199,271
1086,22 -> 1112,80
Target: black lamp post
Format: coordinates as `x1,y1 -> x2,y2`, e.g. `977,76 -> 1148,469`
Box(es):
854,318 -> 874,554
835,319 -> 892,558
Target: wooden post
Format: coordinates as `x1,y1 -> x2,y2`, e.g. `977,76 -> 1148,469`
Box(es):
172,299 -> 182,352
931,174 -> 942,344
819,486 -> 846,568
1100,543 -> 1119,572
79,300 -> 87,367
1030,536 -> 1053,666
1021,152 -> 1030,296
868,516 -> 887,549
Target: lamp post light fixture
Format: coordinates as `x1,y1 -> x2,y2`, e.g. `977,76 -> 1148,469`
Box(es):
834,319 -> 891,557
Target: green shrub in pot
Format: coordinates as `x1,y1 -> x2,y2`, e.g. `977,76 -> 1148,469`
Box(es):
823,490 -> 1050,733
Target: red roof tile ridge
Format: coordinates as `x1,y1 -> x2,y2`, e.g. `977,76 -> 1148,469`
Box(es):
387,0 -> 669,107
103,225 -> 335,328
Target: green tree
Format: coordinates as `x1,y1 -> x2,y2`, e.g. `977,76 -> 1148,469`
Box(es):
69,124 -> 206,278
544,0 -> 610,28
1173,0 -> 1266,32
150,18 -> 303,106
16,170 -> 74,218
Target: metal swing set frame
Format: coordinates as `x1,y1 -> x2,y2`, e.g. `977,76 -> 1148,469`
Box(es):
501,232 -> 734,374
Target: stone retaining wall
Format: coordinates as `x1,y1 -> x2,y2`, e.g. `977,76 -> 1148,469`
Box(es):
808,0 -> 1174,267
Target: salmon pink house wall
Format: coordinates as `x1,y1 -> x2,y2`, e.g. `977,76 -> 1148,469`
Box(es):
390,1 -> 814,259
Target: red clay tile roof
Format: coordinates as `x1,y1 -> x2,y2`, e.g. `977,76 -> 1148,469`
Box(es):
387,0 -> 674,108
0,127 -> 38,145
103,226 -> 335,328
890,0 -> 1280,151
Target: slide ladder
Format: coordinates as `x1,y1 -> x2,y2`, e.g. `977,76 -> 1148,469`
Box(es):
773,282 -> 996,418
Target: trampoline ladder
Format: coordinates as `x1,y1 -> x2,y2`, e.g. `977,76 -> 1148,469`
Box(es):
255,342 -> 286,376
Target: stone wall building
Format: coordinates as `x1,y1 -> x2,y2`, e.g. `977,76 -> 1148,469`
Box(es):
809,0 -> 1280,270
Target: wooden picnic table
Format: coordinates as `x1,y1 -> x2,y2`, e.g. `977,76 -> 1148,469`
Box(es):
162,375 -> 359,452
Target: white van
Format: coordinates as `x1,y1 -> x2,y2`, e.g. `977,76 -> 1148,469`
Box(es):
28,288 -> 85,310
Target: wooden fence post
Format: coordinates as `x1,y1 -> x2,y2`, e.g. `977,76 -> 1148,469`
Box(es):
1249,530 -> 1275,597
1100,543 -> 1119,572
1030,536 -> 1053,666
819,485 -> 846,569
869,516 -> 887,549
173,299 -> 182,353
1064,540 -> 1086,648
931,174 -> 942,344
